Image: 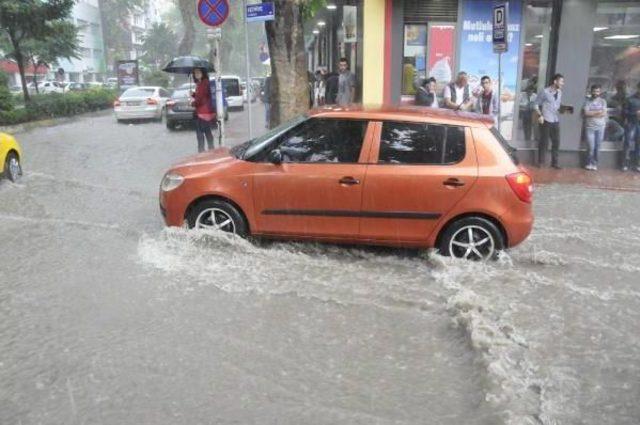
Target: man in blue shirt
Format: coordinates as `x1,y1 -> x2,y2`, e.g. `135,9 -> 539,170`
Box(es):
622,81 -> 640,172
534,73 -> 564,169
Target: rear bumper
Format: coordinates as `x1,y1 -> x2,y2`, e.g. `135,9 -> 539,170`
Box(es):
227,97 -> 243,108
114,107 -> 159,119
499,202 -> 533,248
166,109 -> 194,123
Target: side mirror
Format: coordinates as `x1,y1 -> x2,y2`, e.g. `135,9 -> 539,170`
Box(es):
268,149 -> 282,165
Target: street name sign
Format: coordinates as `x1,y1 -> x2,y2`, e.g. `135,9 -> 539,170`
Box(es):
246,2 -> 275,23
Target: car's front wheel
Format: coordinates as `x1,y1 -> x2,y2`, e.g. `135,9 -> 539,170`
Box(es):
4,152 -> 22,182
438,217 -> 504,261
187,199 -> 248,237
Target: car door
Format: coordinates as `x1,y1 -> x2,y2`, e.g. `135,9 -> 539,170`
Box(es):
251,117 -> 374,238
359,120 -> 478,242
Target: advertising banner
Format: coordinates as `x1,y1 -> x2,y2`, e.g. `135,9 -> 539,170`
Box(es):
428,24 -> 455,86
459,0 -> 522,138
116,60 -> 139,89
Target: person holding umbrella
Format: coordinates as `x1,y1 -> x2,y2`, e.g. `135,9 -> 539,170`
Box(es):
191,67 -> 215,152
163,56 -> 218,152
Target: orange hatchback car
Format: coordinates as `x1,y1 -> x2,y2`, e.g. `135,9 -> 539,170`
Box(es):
159,106 -> 533,260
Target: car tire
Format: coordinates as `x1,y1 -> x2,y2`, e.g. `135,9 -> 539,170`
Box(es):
187,199 -> 248,237
4,152 -> 22,183
437,216 -> 504,261
166,120 -> 176,131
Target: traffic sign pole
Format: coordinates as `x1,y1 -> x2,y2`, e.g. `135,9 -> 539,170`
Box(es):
243,0 -> 253,140
198,0 -> 229,146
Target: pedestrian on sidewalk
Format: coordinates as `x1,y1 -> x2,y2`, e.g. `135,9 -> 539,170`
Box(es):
325,72 -> 339,105
622,81 -> 640,172
313,70 -> 326,108
582,84 -> 607,171
474,75 -> 500,125
414,77 -> 439,108
534,73 -> 565,169
443,72 -> 474,111
191,67 -> 215,153
337,58 -> 356,106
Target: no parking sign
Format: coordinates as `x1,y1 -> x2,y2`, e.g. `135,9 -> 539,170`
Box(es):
197,0 -> 229,27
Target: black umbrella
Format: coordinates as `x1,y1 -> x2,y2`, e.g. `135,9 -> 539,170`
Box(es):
162,56 -> 215,74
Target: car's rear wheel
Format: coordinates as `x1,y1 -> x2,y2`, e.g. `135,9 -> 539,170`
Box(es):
4,152 -> 22,182
438,217 -> 504,261
187,199 -> 248,237
166,120 -> 175,131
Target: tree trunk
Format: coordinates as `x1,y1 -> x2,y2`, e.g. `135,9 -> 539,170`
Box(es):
10,36 -> 31,103
177,0 -> 195,56
264,0 -> 309,127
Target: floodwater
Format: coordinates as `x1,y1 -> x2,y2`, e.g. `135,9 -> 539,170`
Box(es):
1,111 -> 639,424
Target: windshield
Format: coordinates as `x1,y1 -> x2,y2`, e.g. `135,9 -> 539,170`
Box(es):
171,89 -> 190,98
222,79 -> 240,96
237,114 -> 308,160
121,88 -> 155,98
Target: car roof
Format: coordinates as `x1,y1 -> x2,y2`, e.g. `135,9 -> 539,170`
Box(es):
308,104 -> 495,127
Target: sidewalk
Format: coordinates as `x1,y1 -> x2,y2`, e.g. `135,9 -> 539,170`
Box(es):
529,166 -> 640,192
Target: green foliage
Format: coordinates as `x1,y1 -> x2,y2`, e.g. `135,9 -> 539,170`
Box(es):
0,0 -> 77,103
0,89 -> 118,126
141,23 -> 178,69
302,0 -> 328,21
97,0 -> 148,66
143,70 -> 170,88
0,72 -> 14,111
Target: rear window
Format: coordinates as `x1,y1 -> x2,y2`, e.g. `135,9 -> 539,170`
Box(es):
171,89 -> 190,98
378,122 -> 466,165
490,127 -> 519,165
122,88 -> 155,97
222,79 -> 240,96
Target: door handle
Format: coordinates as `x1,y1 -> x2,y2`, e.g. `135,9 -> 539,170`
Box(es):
339,176 -> 360,186
443,177 -> 465,187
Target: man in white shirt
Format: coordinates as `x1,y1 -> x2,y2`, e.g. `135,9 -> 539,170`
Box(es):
444,71 -> 474,111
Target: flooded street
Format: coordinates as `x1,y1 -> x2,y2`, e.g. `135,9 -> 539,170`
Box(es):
1,110 -> 639,425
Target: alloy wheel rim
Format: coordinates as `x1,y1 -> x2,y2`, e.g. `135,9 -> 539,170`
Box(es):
449,225 -> 495,261
195,208 -> 236,234
8,158 -> 21,181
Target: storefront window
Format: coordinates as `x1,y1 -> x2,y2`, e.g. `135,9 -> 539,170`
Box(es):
588,1 -> 640,143
516,0 -> 554,144
402,24 -> 456,99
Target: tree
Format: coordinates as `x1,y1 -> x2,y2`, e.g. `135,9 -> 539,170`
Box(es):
24,21 -> 80,94
175,0 -> 195,56
264,0 -> 323,127
97,0 -> 147,67
141,23 -> 177,69
0,0 -> 76,103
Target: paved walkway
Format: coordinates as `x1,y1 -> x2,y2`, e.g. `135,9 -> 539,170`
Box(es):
528,166 -> 640,192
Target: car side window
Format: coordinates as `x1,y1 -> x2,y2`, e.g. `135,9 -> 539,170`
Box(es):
378,122 -> 466,165
272,118 -> 367,163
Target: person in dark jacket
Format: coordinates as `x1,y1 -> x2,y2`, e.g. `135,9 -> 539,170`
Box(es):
622,81 -> 640,171
191,67 -> 215,153
415,77 -> 439,108
325,72 -> 339,105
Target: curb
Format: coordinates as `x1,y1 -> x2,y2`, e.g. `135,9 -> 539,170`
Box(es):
0,109 -> 113,135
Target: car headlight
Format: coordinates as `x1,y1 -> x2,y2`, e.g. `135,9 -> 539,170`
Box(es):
161,173 -> 184,192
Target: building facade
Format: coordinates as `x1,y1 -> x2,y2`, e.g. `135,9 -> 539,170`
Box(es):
56,0 -> 107,83
309,0 -> 640,168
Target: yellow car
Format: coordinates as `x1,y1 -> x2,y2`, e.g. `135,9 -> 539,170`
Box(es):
1,132 -> 23,182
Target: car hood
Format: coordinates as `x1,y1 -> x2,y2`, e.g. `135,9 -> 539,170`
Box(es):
170,147 -> 237,176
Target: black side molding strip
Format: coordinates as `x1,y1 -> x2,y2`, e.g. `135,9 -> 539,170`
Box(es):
262,209 -> 441,220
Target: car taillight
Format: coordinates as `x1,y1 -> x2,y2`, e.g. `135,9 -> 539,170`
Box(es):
113,100 -> 120,107
147,98 -> 158,105
166,100 -> 176,109
506,172 -> 533,203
